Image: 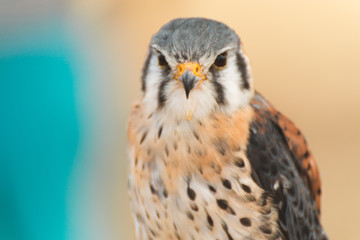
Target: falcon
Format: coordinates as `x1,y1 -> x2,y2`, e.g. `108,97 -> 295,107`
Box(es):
127,18 -> 327,240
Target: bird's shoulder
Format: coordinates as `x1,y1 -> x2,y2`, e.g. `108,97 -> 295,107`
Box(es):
248,91 -> 322,212
245,91 -> 325,239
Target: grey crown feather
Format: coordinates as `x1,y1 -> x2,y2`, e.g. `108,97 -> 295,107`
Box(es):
150,18 -> 240,62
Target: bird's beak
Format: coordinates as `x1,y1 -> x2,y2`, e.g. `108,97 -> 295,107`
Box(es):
175,62 -> 206,99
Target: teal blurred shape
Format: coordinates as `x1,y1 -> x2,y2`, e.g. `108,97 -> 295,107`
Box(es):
0,23 -> 79,240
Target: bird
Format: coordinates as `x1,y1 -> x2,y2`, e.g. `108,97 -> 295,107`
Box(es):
127,18 -> 327,240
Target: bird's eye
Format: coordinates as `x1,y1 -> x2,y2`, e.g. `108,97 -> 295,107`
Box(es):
158,54 -> 168,67
214,52 -> 227,67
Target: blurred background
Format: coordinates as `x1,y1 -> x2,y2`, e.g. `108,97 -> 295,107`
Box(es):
0,0 -> 359,239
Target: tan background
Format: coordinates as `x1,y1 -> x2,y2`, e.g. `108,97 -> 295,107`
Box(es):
67,0 -> 360,239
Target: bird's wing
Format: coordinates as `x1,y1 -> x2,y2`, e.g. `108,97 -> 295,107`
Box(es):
246,91 -> 325,239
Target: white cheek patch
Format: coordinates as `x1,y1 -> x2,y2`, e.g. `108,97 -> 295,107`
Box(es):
217,53 -> 253,114
143,56 -> 165,115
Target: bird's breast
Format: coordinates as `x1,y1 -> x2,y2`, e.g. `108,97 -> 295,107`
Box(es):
127,100 -> 281,239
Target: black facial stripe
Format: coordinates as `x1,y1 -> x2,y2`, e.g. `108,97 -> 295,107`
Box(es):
141,52 -> 152,92
157,67 -> 171,108
210,66 -> 226,105
236,52 -> 250,90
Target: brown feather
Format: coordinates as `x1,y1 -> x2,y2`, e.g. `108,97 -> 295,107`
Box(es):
250,92 -> 322,215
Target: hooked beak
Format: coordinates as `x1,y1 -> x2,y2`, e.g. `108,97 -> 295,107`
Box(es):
175,62 -> 206,99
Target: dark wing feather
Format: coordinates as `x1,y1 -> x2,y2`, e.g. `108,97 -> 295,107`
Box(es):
247,92 -> 327,240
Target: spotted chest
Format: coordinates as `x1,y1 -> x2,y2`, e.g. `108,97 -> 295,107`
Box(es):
127,100 -> 281,240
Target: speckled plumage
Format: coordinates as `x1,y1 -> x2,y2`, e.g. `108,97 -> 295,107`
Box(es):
127,18 -> 327,240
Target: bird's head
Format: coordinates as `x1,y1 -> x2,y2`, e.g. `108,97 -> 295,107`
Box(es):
141,18 -> 253,122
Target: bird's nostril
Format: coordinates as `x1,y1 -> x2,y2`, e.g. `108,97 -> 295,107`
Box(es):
195,67 -> 199,73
